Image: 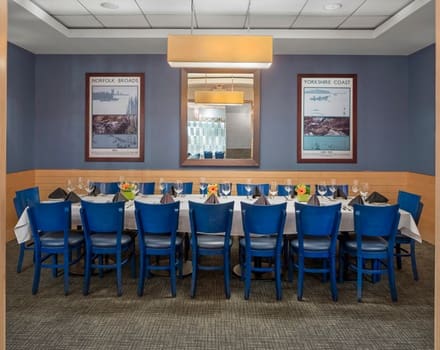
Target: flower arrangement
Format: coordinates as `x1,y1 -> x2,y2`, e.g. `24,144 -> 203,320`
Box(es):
207,183 -> 218,197
120,182 -> 137,200
295,184 -> 310,202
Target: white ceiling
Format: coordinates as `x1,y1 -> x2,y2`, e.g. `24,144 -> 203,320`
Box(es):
7,0 -> 435,55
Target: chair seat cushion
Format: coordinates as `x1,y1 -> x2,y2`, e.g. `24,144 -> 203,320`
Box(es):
239,237 -> 279,250
344,236 -> 389,251
40,231 -> 84,247
197,235 -> 231,249
91,233 -> 132,247
143,235 -> 182,248
291,236 -> 331,251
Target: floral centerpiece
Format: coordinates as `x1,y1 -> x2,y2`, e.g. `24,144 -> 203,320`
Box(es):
207,183 -> 218,197
295,184 -> 310,202
120,182 -> 137,200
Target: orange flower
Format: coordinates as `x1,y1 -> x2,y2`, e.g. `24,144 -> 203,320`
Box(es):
207,183 -> 218,195
295,184 -> 307,195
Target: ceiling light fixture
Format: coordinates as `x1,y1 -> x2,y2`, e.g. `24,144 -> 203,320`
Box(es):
100,2 -> 119,10
324,3 -> 342,11
167,35 -> 273,69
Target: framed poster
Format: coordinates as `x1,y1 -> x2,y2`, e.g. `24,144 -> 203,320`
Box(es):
85,73 -> 144,162
297,74 -> 357,163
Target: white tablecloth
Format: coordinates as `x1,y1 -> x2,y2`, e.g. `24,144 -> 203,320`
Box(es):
15,195 -> 422,243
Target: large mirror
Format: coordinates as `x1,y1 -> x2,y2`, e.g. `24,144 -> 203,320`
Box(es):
180,68 -> 260,166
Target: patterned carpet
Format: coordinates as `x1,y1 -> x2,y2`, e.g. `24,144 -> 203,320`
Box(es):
6,240 -> 434,349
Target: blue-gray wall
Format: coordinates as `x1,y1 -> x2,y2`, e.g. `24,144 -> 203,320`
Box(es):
7,43 -> 435,175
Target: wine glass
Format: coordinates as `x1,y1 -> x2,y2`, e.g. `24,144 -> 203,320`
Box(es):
269,181 -> 278,199
328,179 -> 337,200
85,179 -> 95,196
284,179 -> 292,199
245,179 -> 252,199
351,179 -> 359,197
66,179 -> 75,193
317,181 -> 327,200
221,182 -> 231,198
175,180 -> 183,197
159,177 -> 165,195
77,177 -> 84,193
199,177 -> 207,198
132,182 -> 139,197
360,182 -> 369,202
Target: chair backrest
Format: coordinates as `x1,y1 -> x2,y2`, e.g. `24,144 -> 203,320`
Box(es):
241,201 -> 287,236
92,182 -> 120,195
80,200 -> 125,234
204,151 -> 213,159
353,204 -> 400,239
397,190 -> 423,224
189,201 -> 234,236
139,182 -> 155,195
236,183 -> 269,196
215,151 -> 225,159
134,201 -> 180,236
163,182 -> 193,195
28,201 -> 71,243
294,202 -> 342,238
14,187 -> 40,217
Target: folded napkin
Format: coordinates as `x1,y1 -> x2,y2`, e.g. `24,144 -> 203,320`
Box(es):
252,186 -> 261,198
366,191 -> 388,203
168,185 -> 177,197
65,191 -> 81,203
48,187 -> 67,199
113,192 -> 128,203
204,193 -> 220,204
307,194 -> 320,206
348,195 -> 364,206
254,195 -> 270,205
90,185 -> 101,196
160,193 -> 175,204
334,186 -> 348,199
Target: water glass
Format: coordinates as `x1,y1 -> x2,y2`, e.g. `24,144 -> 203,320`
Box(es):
159,177 -> 165,195
317,181 -> 327,199
221,182 -> 231,198
175,180 -> 183,197
66,179 -> 75,193
351,180 -> 359,197
360,182 -> 369,201
269,181 -> 278,199
245,179 -> 252,199
199,177 -> 207,198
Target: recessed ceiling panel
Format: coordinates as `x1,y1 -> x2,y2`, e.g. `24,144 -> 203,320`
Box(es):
340,15 -> 388,28
292,16 -> 346,28
301,0 -> 365,16
55,15 -> 103,28
96,15 -> 150,28
355,0 -> 413,16
196,15 -> 245,28
32,0 -> 89,15
79,0 -> 141,15
250,0 -> 306,14
249,15 -> 295,28
147,14 -> 192,28
194,0 -> 248,14
137,0 -> 190,14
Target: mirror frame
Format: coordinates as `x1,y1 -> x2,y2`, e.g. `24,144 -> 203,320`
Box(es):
180,68 -> 261,167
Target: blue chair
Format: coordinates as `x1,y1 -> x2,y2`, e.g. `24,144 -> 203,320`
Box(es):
204,151 -> 213,159
139,182 -> 155,195
289,202 -> 341,301
14,187 -> 40,273
134,201 -> 182,297
162,182 -> 193,195
27,201 -> 84,295
189,201 -> 234,298
395,190 -> 423,281
215,151 -> 225,159
240,201 -> 287,300
80,200 -> 136,296
339,204 -> 400,302
236,183 -> 269,196
92,182 -> 119,195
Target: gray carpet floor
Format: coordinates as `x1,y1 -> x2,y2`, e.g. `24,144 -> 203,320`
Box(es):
6,240 -> 434,349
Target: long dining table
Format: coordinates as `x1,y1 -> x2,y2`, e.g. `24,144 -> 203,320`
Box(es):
14,194 -> 422,244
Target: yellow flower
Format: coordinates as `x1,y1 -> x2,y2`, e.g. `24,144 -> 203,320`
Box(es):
207,183 -> 218,195
295,184 -> 307,195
